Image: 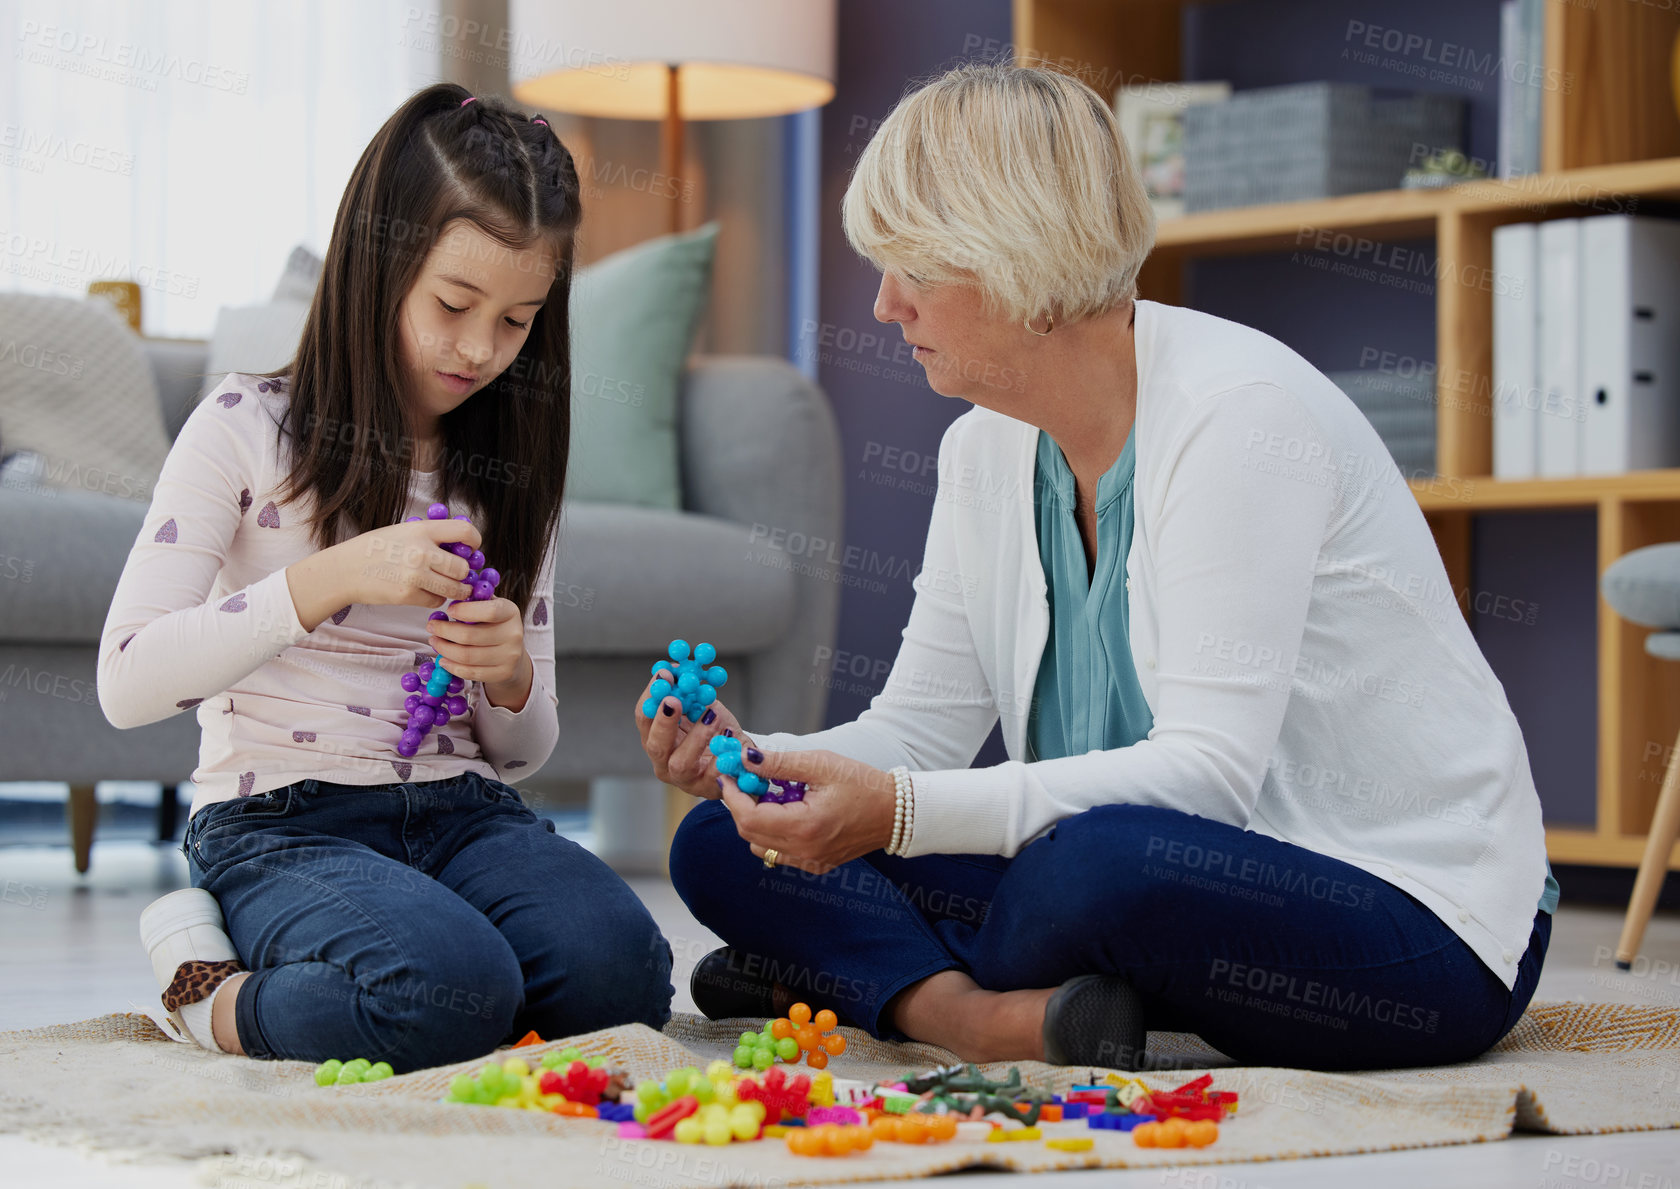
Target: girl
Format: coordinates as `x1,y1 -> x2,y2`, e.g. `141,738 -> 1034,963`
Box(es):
102,84 -> 674,1070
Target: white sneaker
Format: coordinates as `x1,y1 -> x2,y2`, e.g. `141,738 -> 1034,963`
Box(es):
138,888 -> 242,1043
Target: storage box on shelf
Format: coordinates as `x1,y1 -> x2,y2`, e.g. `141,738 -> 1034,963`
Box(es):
1015,0 -> 1680,870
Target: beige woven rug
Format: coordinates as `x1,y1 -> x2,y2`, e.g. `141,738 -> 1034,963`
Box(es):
1,1001 -> 1675,1188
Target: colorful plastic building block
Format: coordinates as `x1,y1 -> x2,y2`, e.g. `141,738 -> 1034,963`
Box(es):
643,640 -> 728,722
1131,1074 -> 1237,1122
540,1060 -> 610,1105
1089,1111 -> 1155,1131
313,1057 -> 393,1086
671,1101 -> 767,1145
1134,1116 -> 1218,1148
645,1095 -> 700,1140
900,1063 -> 1051,1126
1046,1137 -> 1095,1152
870,1113 -> 959,1144
396,504 -> 492,758
443,1053 -> 626,1113
732,1003 -> 843,1069
769,1003 -> 846,1069
737,1066 -> 813,1123
786,1124 -> 874,1156
986,1125 -> 1042,1142
709,734 -> 809,803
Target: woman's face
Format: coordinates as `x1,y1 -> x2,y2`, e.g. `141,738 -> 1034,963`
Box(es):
872,269 -> 1033,412
397,218 -> 557,432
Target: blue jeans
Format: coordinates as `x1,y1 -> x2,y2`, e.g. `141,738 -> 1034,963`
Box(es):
670,801 -> 1550,1071
184,773 -> 674,1071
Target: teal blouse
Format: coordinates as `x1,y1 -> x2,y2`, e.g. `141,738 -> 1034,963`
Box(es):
1024,427 -> 1559,916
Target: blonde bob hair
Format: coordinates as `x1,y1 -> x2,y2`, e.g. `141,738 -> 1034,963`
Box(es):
842,61 -> 1156,328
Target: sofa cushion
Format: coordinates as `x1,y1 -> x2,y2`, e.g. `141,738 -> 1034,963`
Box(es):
0,482 -> 798,658
550,504 -> 797,654
0,295 -> 171,503
567,223 -> 719,509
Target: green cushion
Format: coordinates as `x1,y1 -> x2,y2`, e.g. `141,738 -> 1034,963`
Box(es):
566,222 -> 719,508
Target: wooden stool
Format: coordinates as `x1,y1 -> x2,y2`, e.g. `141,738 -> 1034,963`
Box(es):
1602,544 -> 1680,966
1615,629 -> 1680,967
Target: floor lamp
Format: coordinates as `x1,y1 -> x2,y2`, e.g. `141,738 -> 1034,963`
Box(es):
510,0 -> 836,234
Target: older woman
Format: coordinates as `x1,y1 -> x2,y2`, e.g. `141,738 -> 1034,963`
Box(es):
636,63 -> 1553,1073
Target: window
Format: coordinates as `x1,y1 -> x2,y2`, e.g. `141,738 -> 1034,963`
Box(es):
2,0 -> 445,337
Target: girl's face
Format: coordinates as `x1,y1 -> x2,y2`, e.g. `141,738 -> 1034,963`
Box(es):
398,218 -> 558,431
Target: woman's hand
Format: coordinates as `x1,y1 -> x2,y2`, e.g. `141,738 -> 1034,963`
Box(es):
717,749 -> 898,874
427,597 -> 529,687
634,667 -> 753,800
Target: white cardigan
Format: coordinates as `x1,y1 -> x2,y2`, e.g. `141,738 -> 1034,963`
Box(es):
752,300 -> 1548,991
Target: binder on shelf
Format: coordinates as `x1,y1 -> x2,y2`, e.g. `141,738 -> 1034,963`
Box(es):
1537,218 -> 1584,477
1492,222 -> 1539,479
1580,216 -> 1680,476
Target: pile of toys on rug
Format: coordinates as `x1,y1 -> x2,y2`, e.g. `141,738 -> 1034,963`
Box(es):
312,1002 -> 1238,1158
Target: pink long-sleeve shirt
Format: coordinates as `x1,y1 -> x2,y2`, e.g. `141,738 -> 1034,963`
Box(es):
97,372 -> 559,818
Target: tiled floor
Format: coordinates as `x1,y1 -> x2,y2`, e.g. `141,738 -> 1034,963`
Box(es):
2,839 -> 1678,1188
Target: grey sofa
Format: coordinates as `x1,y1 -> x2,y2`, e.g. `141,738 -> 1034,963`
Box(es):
0,336 -> 842,870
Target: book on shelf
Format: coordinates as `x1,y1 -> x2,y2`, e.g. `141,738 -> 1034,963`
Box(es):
1497,0 -> 1543,180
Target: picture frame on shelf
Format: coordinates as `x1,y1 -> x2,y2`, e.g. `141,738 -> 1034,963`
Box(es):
1113,80 -> 1231,221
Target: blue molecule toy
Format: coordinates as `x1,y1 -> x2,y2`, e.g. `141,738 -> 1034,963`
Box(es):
710,734 -> 808,804
641,639 -> 728,723
710,734 -> 766,796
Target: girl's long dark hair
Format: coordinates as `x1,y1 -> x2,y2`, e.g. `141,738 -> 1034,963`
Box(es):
257,82 -> 580,615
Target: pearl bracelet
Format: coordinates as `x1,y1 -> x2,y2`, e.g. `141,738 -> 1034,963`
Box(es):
887,766 -> 915,857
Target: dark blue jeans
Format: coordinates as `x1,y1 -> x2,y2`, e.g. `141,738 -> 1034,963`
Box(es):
670,801 -> 1550,1071
184,773 -> 674,1072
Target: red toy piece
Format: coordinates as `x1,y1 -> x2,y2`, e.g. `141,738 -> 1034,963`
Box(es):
1131,1074 -> 1238,1122
738,1066 -> 813,1122
538,1061 -> 611,1106
645,1095 -> 700,1139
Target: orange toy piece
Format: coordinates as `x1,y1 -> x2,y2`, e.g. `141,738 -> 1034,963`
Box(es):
512,1030 -> 544,1048
1135,1117 -> 1194,1149
870,1113 -> 958,1144
787,1123 -> 874,1156
1185,1119 -> 1219,1147
771,1002 -> 848,1068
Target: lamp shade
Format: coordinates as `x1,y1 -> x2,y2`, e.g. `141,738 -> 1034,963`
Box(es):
509,0 -> 836,120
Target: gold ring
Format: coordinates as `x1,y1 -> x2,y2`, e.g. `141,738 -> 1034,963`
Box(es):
762,848 -> 779,869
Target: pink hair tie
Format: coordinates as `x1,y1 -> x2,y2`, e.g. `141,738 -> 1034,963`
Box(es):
460,96 -> 477,106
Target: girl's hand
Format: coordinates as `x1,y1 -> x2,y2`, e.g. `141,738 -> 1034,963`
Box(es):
334,519 -> 483,609
716,749 -> 898,874
634,667 -> 752,800
427,596 -> 528,686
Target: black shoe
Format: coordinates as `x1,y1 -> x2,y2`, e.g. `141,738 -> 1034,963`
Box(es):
690,947 -> 778,1021
1041,974 -> 1147,1070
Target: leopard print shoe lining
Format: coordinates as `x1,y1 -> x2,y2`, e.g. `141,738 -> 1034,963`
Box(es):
161,958 -> 247,1013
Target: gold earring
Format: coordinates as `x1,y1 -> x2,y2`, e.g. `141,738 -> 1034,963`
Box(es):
1025,311 -> 1054,336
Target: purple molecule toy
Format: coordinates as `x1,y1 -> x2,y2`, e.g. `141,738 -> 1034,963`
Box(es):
642,639 -> 727,723
394,502 -> 500,758
710,734 -> 807,804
